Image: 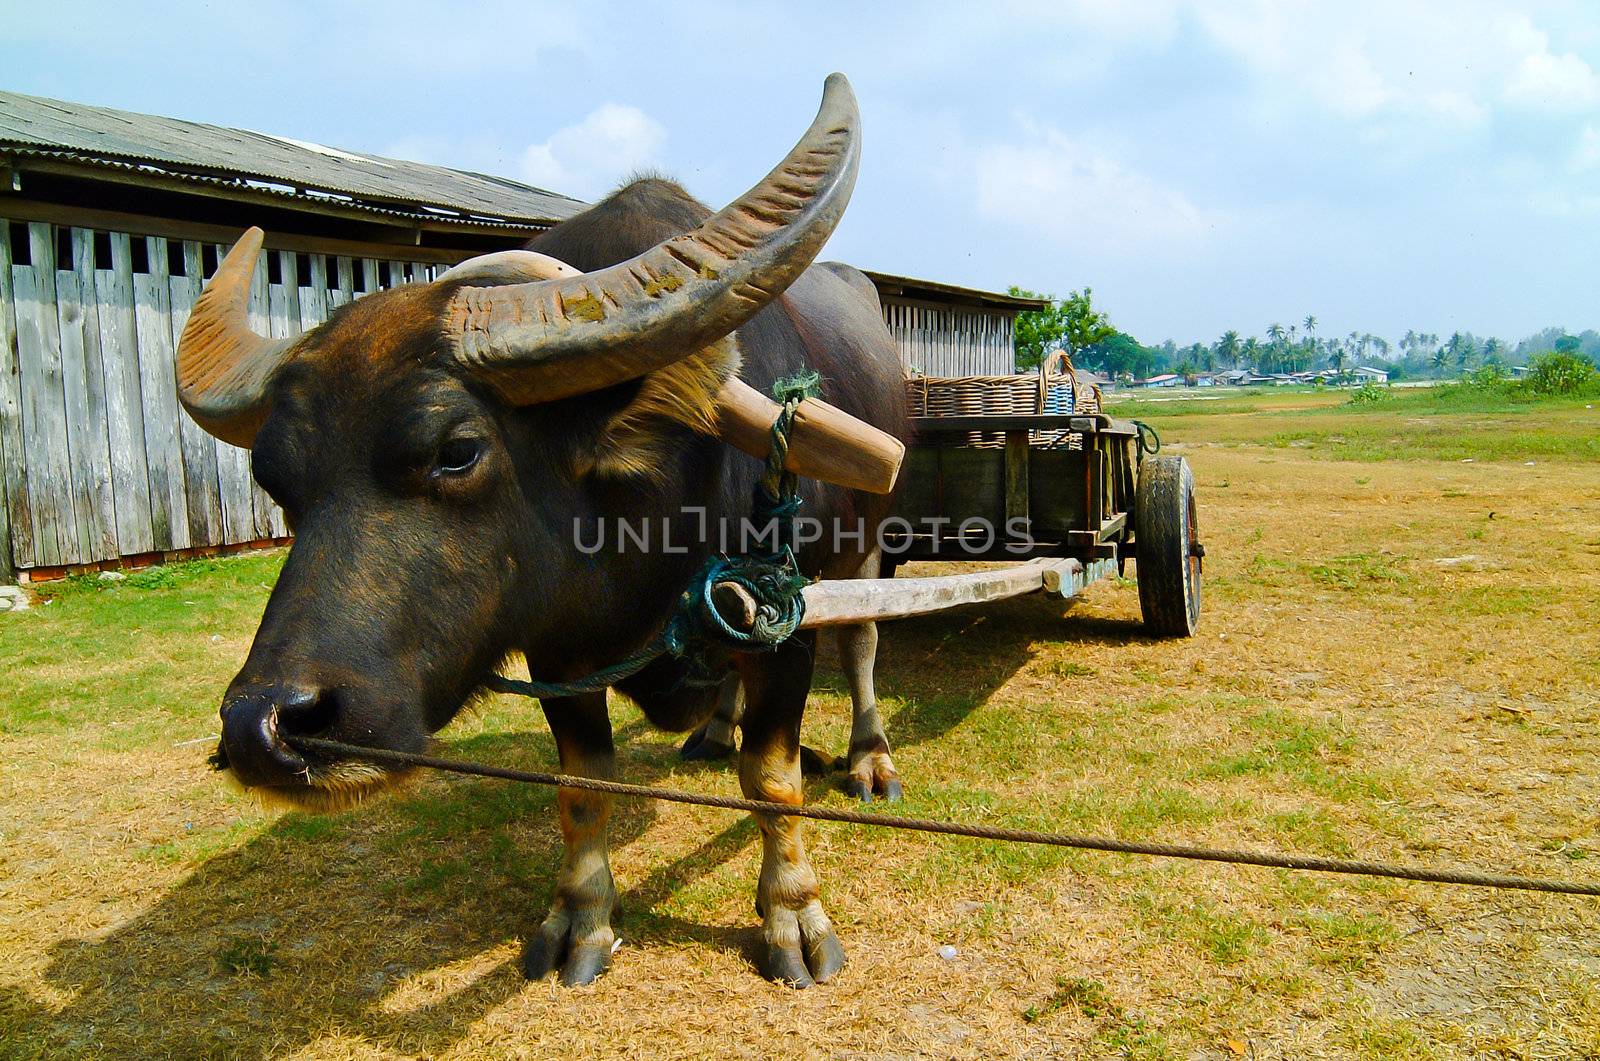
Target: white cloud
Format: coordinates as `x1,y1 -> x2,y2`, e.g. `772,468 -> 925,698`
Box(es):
1574,125 -> 1600,171
1187,2 -> 1594,130
975,123 -> 1221,255
1312,43 -> 1392,119
1504,47 -> 1600,111
519,104 -> 667,199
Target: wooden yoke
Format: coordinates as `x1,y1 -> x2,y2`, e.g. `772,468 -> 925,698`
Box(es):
713,377 -> 904,495
712,558 -> 1084,631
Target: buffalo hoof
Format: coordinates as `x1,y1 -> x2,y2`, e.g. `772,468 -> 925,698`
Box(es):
758,900 -> 845,988
522,906 -> 615,987
845,750 -> 903,803
844,776 -> 904,803
678,725 -> 734,762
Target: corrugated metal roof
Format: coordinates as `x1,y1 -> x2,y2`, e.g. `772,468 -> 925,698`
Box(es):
863,270 -> 1049,311
0,90 -> 588,227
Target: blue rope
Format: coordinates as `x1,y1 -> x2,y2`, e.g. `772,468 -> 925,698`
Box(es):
489,374 -> 818,701
1133,419 -> 1161,456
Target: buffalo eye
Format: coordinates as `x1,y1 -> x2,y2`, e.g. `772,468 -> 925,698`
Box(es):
433,437 -> 483,477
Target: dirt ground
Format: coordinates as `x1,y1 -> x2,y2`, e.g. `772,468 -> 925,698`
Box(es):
1,394 -> 1597,1058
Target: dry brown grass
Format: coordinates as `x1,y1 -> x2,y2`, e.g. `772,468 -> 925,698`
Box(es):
2,396 -> 1597,1059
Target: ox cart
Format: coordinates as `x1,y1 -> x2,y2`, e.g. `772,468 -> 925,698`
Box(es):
721,353 -> 1203,638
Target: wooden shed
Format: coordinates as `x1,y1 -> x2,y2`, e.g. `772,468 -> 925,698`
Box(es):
0,90 -> 585,583
864,271 -> 1046,378
0,91 -> 1042,584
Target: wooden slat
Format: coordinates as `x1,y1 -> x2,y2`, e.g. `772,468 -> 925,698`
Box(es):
95,231 -> 156,555
334,256 -> 355,307
360,258 -> 379,297
1004,430 -> 1030,524
299,253 -> 328,329
133,235 -> 191,550
57,228 -> 119,560
13,224 -> 75,564
230,246 -> 270,540
169,241 -> 224,545
212,247 -> 266,544
261,250 -> 300,539
0,221 -> 33,575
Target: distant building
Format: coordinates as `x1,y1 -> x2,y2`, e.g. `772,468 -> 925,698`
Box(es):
1349,366 -> 1390,383
863,271 -> 1047,378
1138,373 -> 1180,388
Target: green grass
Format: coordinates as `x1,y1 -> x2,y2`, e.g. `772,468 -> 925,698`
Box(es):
1024,975 -> 1116,1023
0,553 -> 286,741
1132,894 -> 1271,965
214,935 -> 277,977
1303,553 -> 1409,590
1295,911 -> 1397,971
1107,385 -> 1600,462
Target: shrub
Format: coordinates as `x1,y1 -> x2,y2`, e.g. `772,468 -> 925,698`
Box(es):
1346,383 -> 1388,407
1523,351 -> 1598,396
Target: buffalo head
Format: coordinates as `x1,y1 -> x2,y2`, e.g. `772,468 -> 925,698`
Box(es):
182,76 -> 861,808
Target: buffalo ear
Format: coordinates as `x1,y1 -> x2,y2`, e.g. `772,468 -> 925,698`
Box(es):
577,337 -> 741,481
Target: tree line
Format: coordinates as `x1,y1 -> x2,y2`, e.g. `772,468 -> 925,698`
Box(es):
1009,287 -> 1600,382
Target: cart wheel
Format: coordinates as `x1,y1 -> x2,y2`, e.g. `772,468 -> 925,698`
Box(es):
1135,456 -> 1201,637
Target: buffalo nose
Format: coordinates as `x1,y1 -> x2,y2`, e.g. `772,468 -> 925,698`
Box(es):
219,684 -> 338,787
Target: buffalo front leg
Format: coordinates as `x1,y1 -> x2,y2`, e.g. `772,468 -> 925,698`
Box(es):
836,620 -> 902,802
737,635 -> 846,987
524,690 -> 618,986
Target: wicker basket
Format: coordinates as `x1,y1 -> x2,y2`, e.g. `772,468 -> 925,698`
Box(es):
905,351 -> 1101,448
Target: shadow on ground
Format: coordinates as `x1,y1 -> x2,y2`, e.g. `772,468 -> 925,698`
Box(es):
0,717 -> 771,1058
3,594 -> 1144,1057
814,589 -> 1150,757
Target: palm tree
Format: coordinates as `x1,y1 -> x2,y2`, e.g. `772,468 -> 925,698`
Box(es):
1431,347 -> 1449,372
1303,315 -> 1317,344
1482,337 -> 1505,370
1217,329 -> 1241,368
1264,323 -> 1286,372
1329,345 -> 1347,378
1241,336 -> 1261,371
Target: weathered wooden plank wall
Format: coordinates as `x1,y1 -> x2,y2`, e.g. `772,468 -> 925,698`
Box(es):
881,298 -> 1018,378
14,224 -> 74,565
0,216 -> 436,575
0,229 -> 19,583
97,232 -> 156,555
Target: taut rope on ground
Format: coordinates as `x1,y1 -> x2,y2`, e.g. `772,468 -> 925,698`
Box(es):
289,735 -> 1600,898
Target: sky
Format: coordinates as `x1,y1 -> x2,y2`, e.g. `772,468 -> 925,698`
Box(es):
8,0 -> 1599,348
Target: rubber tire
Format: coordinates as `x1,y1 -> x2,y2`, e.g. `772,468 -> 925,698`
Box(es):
1135,456 -> 1200,637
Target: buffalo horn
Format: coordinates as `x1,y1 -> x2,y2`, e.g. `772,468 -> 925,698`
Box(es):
174,227 -> 296,448
442,73 -> 861,405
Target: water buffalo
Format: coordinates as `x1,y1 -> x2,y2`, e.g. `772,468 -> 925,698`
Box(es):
181,75 -> 906,987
